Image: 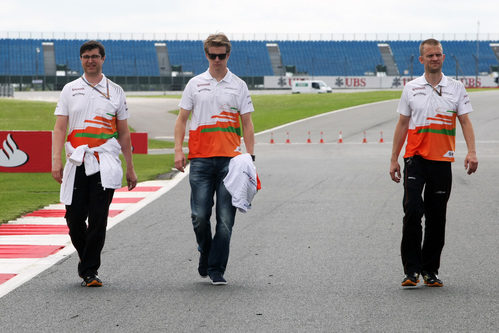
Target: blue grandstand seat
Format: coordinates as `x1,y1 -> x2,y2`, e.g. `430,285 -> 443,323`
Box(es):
390,40 -> 498,77
278,41 -> 383,76
1,38 -> 498,77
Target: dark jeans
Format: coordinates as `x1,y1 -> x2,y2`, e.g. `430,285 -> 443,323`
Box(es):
65,164 -> 115,278
189,157 -> 236,276
401,155 -> 452,275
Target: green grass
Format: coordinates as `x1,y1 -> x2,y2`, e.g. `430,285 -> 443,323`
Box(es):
147,139 -> 188,149
251,91 -> 402,132
0,99 -> 56,130
0,173 -> 61,223
148,139 -> 175,149
0,90 -> 408,223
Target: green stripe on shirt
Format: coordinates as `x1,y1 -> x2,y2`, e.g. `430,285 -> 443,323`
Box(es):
75,132 -> 119,139
417,128 -> 456,136
201,126 -> 241,135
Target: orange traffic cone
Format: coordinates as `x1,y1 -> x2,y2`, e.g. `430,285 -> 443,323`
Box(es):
362,131 -> 367,143
319,131 -> 324,144
379,131 -> 384,143
285,132 -> 291,144
270,132 -> 275,144
307,131 -> 312,143
338,131 -> 343,143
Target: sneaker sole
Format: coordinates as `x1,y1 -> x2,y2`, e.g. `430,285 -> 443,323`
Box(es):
424,281 -> 443,287
83,280 -> 103,287
401,280 -> 419,287
211,281 -> 227,286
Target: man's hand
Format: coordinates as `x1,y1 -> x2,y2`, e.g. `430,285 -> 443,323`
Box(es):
464,151 -> 478,175
174,150 -> 186,172
126,168 -> 138,191
52,159 -> 63,184
390,159 -> 401,183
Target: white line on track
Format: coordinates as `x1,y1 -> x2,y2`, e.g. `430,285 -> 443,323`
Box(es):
0,235 -> 70,245
254,99 -> 398,137
0,167 -> 190,299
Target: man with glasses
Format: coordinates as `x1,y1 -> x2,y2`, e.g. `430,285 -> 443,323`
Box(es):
390,38 -> 478,288
174,33 -> 255,285
52,40 -> 137,287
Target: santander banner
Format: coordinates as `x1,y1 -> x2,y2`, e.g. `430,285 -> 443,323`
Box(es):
0,131 -> 52,172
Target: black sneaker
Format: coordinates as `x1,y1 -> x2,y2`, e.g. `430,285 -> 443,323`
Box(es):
401,272 -> 419,287
198,252 -> 208,278
209,272 -> 227,285
81,275 -> 103,287
422,271 -> 443,287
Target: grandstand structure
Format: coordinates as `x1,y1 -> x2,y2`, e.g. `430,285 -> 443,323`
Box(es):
1,36 -> 498,91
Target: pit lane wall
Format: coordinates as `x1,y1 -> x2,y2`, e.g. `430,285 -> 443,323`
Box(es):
264,75 -> 498,90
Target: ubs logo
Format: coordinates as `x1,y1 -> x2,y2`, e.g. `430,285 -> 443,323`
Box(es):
0,134 -> 29,167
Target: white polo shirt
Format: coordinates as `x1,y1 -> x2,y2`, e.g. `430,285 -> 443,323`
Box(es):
55,74 -> 129,148
179,68 -> 254,158
397,74 -> 472,162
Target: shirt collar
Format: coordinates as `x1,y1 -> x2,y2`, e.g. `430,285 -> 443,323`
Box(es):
419,73 -> 448,87
81,74 -> 107,87
96,74 -> 107,87
202,68 -> 233,83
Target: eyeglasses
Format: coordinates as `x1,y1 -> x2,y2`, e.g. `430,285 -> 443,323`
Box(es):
81,54 -> 102,60
207,53 -> 227,60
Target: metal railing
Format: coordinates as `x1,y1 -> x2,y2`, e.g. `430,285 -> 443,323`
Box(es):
1,31 -> 499,41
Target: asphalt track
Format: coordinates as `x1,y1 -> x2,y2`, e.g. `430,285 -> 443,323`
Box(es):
1,91 -> 498,332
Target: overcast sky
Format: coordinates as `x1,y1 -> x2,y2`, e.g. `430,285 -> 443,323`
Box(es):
1,0 -> 497,39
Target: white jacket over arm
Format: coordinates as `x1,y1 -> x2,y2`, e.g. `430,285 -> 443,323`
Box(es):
223,153 -> 259,213
60,138 -> 123,205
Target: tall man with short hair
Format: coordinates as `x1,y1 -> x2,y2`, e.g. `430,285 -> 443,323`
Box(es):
174,33 -> 255,285
390,38 -> 478,287
52,40 -> 137,287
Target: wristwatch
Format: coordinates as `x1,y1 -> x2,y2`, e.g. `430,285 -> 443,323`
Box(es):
251,155 -> 255,162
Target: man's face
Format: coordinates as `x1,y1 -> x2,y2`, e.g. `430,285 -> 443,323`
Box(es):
80,48 -> 105,76
419,44 -> 445,74
205,46 -> 229,70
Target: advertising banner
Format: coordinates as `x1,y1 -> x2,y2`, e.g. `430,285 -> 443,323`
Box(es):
130,132 -> 148,154
264,75 -> 498,90
0,131 -> 52,173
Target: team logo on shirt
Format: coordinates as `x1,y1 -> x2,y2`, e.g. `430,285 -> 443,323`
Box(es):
443,151 -> 454,158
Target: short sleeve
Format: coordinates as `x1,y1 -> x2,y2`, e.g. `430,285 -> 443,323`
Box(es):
116,87 -> 129,120
396,86 -> 411,116
54,85 -> 70,116
179,79 -> 195,111
238,81 -> 254,115
457,83 -> 473,116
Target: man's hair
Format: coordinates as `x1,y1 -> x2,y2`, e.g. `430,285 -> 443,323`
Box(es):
80,40 -> 106,58
203,33 -> 231,54
419,38 -> 442,56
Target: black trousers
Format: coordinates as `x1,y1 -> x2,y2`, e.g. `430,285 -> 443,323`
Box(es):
65,165 -> 115,278
401,155 -> 452,275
